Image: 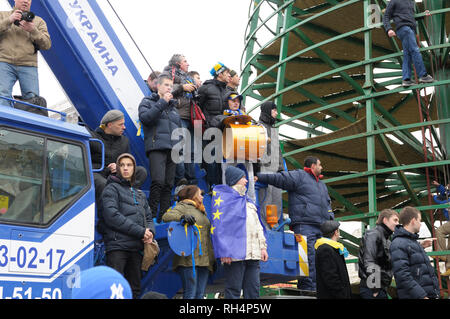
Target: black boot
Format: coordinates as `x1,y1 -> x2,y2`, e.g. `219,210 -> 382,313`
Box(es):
158,184 -> 173,223
149,181 -> 162,220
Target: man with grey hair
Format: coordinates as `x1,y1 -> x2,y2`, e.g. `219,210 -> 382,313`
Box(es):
163,54 -> 198,186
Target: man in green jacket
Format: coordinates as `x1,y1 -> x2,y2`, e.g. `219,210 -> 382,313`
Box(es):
0,0 -> 51,106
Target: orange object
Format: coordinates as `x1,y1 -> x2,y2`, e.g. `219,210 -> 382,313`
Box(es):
266,205 -> 278,229
222,121 -> 267,162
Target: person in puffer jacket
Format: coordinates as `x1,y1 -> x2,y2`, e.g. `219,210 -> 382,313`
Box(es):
138,74 -> 182,223
390,206 -> 440,299
256,156 -> 333,292
101,153 -> 155,299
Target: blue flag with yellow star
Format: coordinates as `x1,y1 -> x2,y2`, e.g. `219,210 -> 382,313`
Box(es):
209,184 -> 247,260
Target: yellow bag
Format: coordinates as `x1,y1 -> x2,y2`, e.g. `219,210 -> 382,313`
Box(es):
141,240 -> 160,271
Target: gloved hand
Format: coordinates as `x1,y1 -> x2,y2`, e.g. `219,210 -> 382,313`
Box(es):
180,215 -> 196,226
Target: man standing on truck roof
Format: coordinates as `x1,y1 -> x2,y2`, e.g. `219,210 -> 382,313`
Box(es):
0,0 -> 51,106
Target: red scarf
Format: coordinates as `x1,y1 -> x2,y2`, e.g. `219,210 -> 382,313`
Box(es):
303,167 -> 323,182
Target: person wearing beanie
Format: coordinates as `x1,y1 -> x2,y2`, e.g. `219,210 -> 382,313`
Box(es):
358,209 -> 399,299
256,100 -> 284,229
224,165 -> 246,187
197,62 -> 231,188
210,166 -> 268,299
315,220 -> 352,299
89,110 -> 148,232
101,153 -> 155,298
71,266 -> 132,299
257,155 -> 333,292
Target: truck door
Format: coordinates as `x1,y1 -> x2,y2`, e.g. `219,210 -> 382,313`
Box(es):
0,126 -> 93,299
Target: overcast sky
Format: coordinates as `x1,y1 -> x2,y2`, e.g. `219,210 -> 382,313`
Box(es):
1,0 -> 251,107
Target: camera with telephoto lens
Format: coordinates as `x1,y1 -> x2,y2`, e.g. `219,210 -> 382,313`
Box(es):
14,11 -> 35,26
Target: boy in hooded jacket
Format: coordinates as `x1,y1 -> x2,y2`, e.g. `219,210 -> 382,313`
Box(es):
101,153 -> 155,299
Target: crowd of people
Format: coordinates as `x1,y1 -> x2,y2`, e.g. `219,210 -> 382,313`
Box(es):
1,0 -> 448,301
88,53 -> 284,299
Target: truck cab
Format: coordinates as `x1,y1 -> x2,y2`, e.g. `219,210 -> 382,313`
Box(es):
0,106 -> 95,299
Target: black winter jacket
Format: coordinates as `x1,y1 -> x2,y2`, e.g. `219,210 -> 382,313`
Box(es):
383,0 -> 417,33
89,127 -> 130,177
101,175 -> 155,253
358,223 -> 394,292
197,79 -> 228,128
315,241 -> 352,299
390,226 -> 440,299
256,169 -> 333,226
138,93 -> 182,155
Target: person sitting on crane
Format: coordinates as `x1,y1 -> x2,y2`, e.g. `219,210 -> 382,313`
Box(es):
383,0 -> 434,87
0,0 -> 51,107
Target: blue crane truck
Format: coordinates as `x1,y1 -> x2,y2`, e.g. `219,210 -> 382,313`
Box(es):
0,0 -> 302,299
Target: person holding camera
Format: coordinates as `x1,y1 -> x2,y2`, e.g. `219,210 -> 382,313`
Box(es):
163,54 -> 198,186
0,0 -> 51,107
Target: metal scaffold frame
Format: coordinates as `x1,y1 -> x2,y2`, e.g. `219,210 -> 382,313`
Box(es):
240,0 -> 450,296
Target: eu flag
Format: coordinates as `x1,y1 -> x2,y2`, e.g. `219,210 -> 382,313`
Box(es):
210,184 -> 247,260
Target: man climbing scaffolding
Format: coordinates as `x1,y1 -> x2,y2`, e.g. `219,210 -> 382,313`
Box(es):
383,0 -> 434,87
